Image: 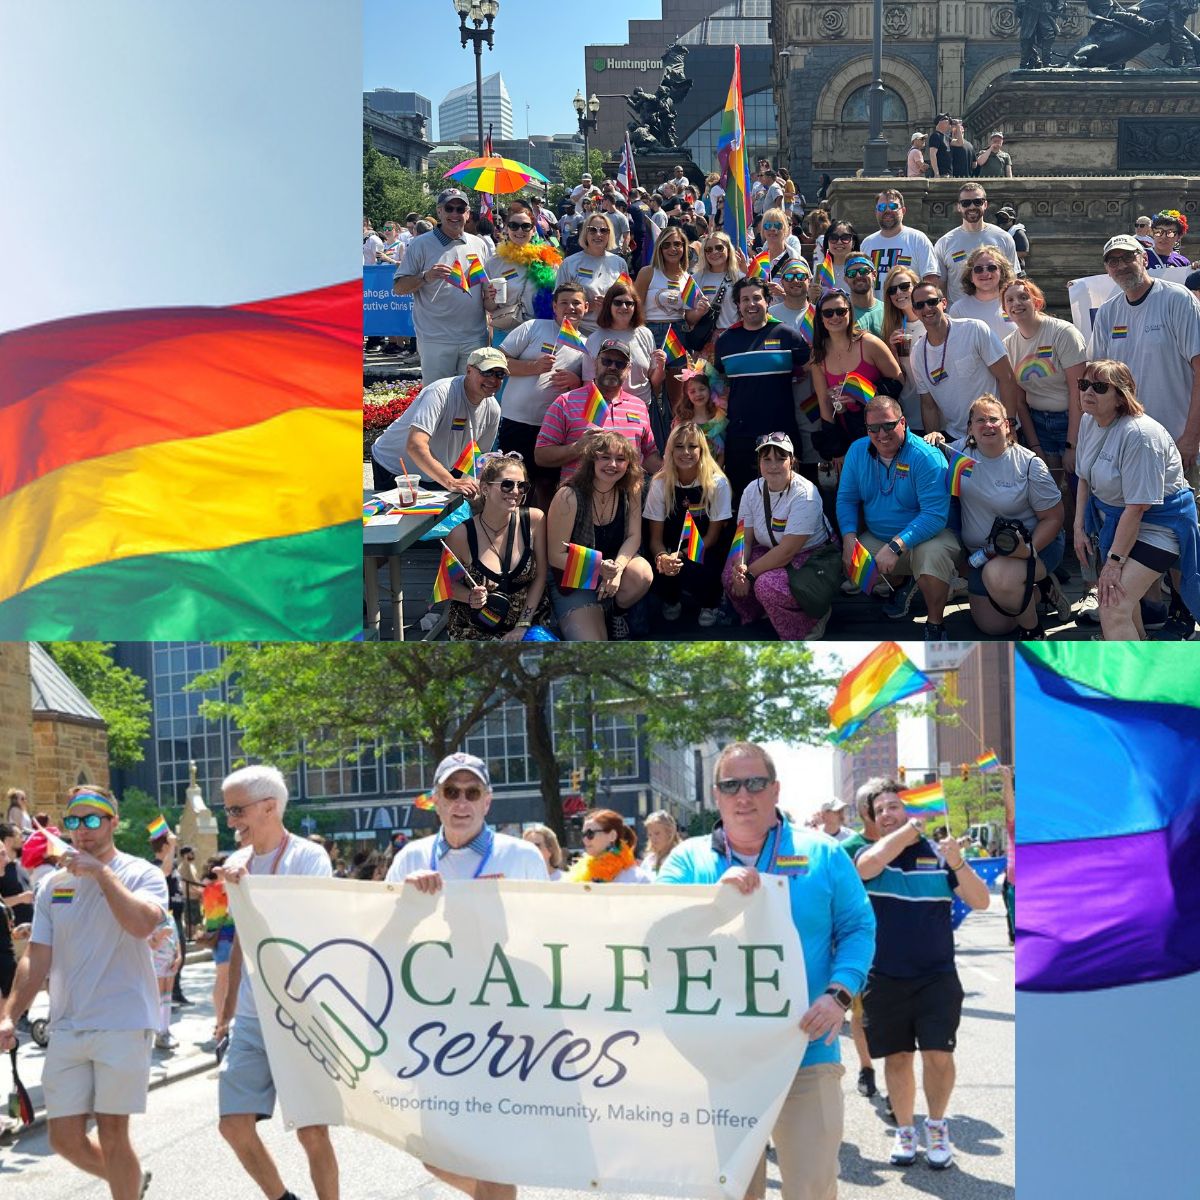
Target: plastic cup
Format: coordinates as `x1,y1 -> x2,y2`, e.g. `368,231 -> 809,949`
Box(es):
394,474 -> 421,506
491,278 -> 507,304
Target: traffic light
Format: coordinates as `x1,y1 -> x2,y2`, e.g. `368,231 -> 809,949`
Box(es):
897,765 -> 907,784
960,763 -> 970,782
570,768 -> 583,793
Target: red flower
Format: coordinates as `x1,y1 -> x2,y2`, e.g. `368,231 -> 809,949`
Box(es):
363,382 -> 421,431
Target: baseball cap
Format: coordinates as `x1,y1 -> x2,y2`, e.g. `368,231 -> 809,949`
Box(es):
755,431 -> 794,455
995,206 -> 1017,220
1103,234 -> 1143,257
433,752 -> 491,790
437,187 -> 470,207
820,799 -> 847,813
1186,269 -> 1200,291
911,132 -> 925,143
467,346 -> 509,373
597,338 -> 632,360
989,131 -> 1005,139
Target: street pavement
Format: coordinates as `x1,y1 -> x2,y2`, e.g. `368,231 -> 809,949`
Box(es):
0,898 -> 1011,1198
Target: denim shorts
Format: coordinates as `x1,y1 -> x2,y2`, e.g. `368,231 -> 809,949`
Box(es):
967,530 -> 1064,596
1028,408 -> 1069,456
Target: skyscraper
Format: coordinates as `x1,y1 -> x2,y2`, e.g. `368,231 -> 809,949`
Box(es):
438,71 -> 513,144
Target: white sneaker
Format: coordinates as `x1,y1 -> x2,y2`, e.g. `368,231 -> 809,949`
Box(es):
662,602 -> 683,621
698,607 -> 720,627
840,578 -> 860,595
890,1125 -> 918,1166
923,1118 -> 954,1170
1076,589 -> 1101,624
948,573 -> 968,598
1041,574 -> 1073,623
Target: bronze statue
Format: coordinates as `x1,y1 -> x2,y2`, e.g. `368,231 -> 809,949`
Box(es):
1016,0 -> 1064,68
1067,0 -> 1200,68
625,40 -> 694,150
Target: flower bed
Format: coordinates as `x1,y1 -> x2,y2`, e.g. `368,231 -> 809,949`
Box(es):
364,381 -> 420,457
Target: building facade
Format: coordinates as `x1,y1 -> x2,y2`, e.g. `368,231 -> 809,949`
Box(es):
439,71 -> 514,144
364,89 -> 432,123
929,642 -> 1015,776
833,722 -> 897,806
492,135 -> 583,184
364,105 -> 434,174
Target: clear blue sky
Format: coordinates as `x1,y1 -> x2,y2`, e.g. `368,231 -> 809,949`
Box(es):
0,0 -> 358,333
364,0 -> 663,142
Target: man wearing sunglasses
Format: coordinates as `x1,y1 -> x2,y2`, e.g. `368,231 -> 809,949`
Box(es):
659,741 -> 875,1200
215,765 -> 336,1200
843,254 -> 885,336
392,187 -> 491,384
859,189 -> 939,300
933,185 -> 1020,306
0,786 -> 168,1200
370,346 -> 507,498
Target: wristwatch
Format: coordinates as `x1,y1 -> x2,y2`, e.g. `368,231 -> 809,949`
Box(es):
1108,552 -> 1125,565
887,538 -> 904,556
825,984 -> 853,1010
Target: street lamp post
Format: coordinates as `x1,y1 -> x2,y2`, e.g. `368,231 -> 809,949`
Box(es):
862,0 -> 890,175
453,0 -> 499,157
573,90 -> 600,175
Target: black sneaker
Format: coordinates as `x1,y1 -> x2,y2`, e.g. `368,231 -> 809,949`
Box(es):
1016,624 -> 1046,640
1140,599 -> 1168,631
857,1067 -> 877,1097
923,621 -> 947,641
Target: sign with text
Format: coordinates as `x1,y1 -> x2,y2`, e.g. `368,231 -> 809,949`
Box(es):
228,876 -> 808,1198
364,264 -> 414,336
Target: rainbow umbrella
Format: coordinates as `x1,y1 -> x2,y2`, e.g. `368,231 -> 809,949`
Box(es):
445,155 -> 549,195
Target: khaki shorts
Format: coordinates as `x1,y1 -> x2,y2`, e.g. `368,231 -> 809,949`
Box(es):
43,1028 -> 154,1118
860,527 -> 961,585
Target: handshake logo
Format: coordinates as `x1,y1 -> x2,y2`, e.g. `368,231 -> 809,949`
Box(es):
257,938 -> 393,1088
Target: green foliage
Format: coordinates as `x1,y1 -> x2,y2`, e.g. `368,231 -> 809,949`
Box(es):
553,148 -> 607,201
363,131 -> 435,228
44,643 -> 152,769
111,786 -> 161,858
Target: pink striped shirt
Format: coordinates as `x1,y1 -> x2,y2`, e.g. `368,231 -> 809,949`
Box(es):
535,385 -> 657,479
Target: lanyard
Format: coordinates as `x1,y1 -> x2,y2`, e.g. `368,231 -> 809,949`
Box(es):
249,833 -> 289,876
723,820 -> 782,875
430,827 -> 494,878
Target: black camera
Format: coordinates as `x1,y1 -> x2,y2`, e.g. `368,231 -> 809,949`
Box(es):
987,517 -> 1028,557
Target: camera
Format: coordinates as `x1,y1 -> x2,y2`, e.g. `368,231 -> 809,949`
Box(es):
988,518 -> 1026,557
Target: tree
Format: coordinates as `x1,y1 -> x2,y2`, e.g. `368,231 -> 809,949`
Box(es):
44,643 -> 152,769
550,149 -> 607,209
194,644 -> 844,841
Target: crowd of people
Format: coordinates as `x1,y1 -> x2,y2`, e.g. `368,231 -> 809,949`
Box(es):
0,752 -> 1013,1198
369,158 -> 1200,643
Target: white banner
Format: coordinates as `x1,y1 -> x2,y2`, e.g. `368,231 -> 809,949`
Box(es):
1068,265 -> 1192,341
227,877 -> 809,1199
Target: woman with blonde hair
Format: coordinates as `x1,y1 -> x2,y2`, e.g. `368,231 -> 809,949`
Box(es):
522,825 -> 565,881
949,246 -> 1017,340
759,206 -> 806,294
692,230 -> 745,354
556,212 -> 629,334
880,263 -> 925,431
645,422 -> 732,627
642,811 -> 684,875
567,809 -> 650,883
1075,359 -> 1200,640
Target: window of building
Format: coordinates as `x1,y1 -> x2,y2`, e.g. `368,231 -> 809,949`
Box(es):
840,85 -> 908,125
684,88 -> 777,176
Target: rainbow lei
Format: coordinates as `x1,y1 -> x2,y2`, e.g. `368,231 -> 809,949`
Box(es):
494,238 -> 563,319
567,841 -> 637,883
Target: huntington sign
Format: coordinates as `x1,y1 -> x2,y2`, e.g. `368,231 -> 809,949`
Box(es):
228,876 -> 809,1198
592,58 -> 663,72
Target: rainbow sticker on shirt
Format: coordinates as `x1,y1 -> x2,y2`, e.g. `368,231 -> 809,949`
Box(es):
502,268 -> 519,280
1036,345 -> 1055,359
451,415 -> 468,432
914,857 -> 941,870
764,337 -> 782,349
540,341 -> 555,355
895,462 -> 911,475
775,854 -> 809,875
1016,352 -> 1058,382
929,365 -> 949,383
51,887 -> 75,905
576,265 -> 595,279
950,250 -> 967,263
896,253 -> 913,267
1112,325 -> 1129,339
771,514 -> 787,534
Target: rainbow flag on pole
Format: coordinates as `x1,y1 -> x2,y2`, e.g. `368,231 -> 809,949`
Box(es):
557,318 -> 587,351
848,539 -> 880,596
147,815 -> 170,840
465,256 -> 488,288
726,520 -> 746,571
798,305 -> 815,344
679,275 -> 702,309
679,510 -> 703,563
716,45 -> 753,258
413,791 -> 436,811
747,249 -> 771,281
816,253 -> 836,290
946,448 -> 976,497
451,440 -> 481,478
662,325 -> 687,365
431,546 -> 471,602
841,371 -> 877,407
581,383 -> 610,427
446,260 -> 471,292
827,641 -> 935,743
900,781 -> 948,819
562,542 -> 604,589
975,750 -> 1000,773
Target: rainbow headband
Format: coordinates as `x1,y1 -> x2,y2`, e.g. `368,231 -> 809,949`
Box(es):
67,791 -> 117,818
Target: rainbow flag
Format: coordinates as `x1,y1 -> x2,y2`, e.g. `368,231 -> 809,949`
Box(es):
451,440 -> 481,478
848,539 -> 880,596
432,546 -> 470,602
841,371 -> 876,406
413,791 -> 436,811
581,383 -> 610,427
770,515 -> 787,535
477,602 -> 505,628
395,504 -> 446,516
901,781 -> 948,819
799,305 -> 815,343
816,253 -> 835,290
557,318 -> 587,350
680,275 -> 702,309
679,510 -> 704,563
617,272 -> 634,289
827,641 -> 935,743
975,750 -> 1001,773
0,283 -> 360,639
51,887 -> 75,905
446,260 -> 471,291
946,447 -> 975,497
747,249 -> 771,281
562,542 -> 604,589
147,815 -> 170,840
201,881 -> 230,930
465,255 -> 488,288
716,45 -> 753,257
726,520 -> 746,571
662,325 -> 687,365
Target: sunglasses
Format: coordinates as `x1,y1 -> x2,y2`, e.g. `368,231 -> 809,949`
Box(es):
845,267 -> 873,279
912,297 -> 942,310
224,797 -> 268,818
821,307 -> 850,318
477,368 -> 509,381
507,221 -> 533,231
611,299 -> 636,308
866,419 -> 903,434
972,263 -> 1000,274
763,221 -> 784,230
581,828 -> 607,840
704,245 -> 727,253
598,356 -> 629,369
493,479 -> 530,494
958,198 -> 986,208
714,776 -> 772,795
781,271 -> 808,282
1078,379 -> 1111,394
63,813 -> 110,830
886,281 -> 913,295
441,784 -> 484,801
586,227 -> 609,235
828,232 -> 854,242
755,432 -> 790,449
443,204 -> 468,214
876,202 -> 901,212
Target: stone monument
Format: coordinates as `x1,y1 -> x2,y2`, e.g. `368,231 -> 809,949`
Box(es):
622,40 -> 704,191
176,759 -> 218,863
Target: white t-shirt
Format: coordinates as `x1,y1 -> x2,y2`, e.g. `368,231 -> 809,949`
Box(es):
1005,315 -> 1087,413
499,318 -> 585,427
227,835 -> 333,1019
859,227 -> 939,297
948,439 -> 1062,551
385,831 -> 548,882
1076,412 -> 1189,554
1087,280 -> 1200,441
556,252 -> 629,334
696,270 -> 743,331
736,474 -> 829,550
933,225 -> 1021,304
393,229 -> 490,344
31,853 -> 168,1033
363,233 -> 385,265
912,317 -> 1007,439
949,295 -> 1014,342
643,473 -> 733,522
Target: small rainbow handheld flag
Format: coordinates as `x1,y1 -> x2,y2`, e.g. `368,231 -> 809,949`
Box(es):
617,271 -> 634,289
201,881 -> 229,929
748,249 -> 771,280
465,255 -> 488,287
680,275 -> 702,309
147,815 -> 170,840
816,252 -> 835,290
726,520 -> 746,571
975,750 -> 1001,773
446,260 -> 471,292
848,539 -> 880,596
841,371 -> 877,407
946,447 -> 975,497
557,318 -> 587,350
581,383 -> 610,427
901,781 -> 948,819
828,641 -> 935,743
562,542 -> 604,589
413,791 -> 437,811
799,305 -> 815,344
432,546 -> 471,602
662,325 -> 687,365
679,510 -> 704,563
451,439 -> 481,478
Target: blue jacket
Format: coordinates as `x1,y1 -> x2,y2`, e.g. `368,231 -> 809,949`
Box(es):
836,431 -> 949,548
1086,488 -> 1200,621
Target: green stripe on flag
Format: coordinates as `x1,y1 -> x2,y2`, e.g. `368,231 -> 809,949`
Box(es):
1020,644 -> 1200,709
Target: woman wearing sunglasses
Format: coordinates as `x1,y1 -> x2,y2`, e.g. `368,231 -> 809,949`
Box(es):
693,231 -> 746,354
724,432 -> 834,639
581,281 -> 665,410
759,207 -> 805,296
881,264 -> 925,432
556,213 -> 629,335
949,247 -> 1016,340
443,452 -> 550,642
812,288 -> 902,460
483,199 -> 562,334
811,220 -> 861,299
645,422 -> 731,628
566,810 -> 650,884
1074,359 -> 1200,640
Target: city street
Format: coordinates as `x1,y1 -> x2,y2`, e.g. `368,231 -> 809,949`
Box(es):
0,899 -> 1012,1198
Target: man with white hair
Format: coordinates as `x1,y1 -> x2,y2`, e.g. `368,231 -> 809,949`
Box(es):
215,766 -> 338,1200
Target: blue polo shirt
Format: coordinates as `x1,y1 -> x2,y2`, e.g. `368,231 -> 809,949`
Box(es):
713,319 -> 810,439
658,816 -> 876,1068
